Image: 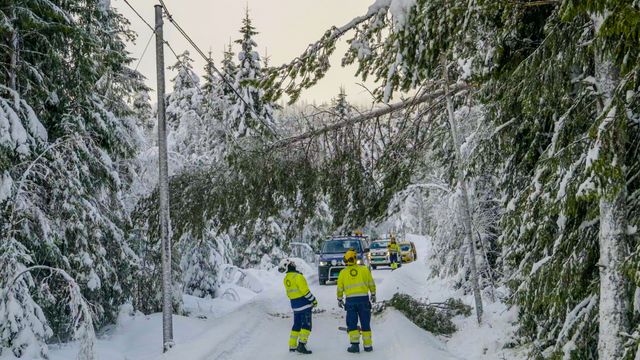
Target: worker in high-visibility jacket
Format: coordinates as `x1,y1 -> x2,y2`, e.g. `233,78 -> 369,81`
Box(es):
388,235 -> 400,270
278,258 -> 316,354
337,249 -> 376,353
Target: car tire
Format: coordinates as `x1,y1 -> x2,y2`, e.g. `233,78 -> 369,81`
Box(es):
320,279 -> 327,285
371,265 -> 377,270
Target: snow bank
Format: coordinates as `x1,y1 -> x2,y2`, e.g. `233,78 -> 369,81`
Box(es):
377,234 -> 523,360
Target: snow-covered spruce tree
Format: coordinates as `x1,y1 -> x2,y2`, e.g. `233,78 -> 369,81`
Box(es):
478,1 -> 640,357
0,240 -> 52,359
132,88 -> 155,136
166,51 -> 205,169
180,233 -> 223,299
226,9 -> 275,140
221,43 -> 238,100
200,52 -> 229,164
1,0 -> 146,348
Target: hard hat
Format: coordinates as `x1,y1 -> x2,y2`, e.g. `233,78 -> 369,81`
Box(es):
277,258 -> 296,273
344,249 -> 357,265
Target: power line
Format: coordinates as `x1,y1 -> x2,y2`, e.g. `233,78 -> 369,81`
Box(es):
135,30 -> 155,71
121,0 -> 277,147
122,0 -> 154,31
121,1 -> 264,156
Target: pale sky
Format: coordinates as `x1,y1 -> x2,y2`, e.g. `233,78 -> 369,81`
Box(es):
113,0 -> 379,106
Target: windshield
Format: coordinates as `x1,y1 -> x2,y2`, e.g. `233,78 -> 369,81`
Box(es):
370,241 -> 389,249
322,239 -> 362,253
400,244 -> 411,251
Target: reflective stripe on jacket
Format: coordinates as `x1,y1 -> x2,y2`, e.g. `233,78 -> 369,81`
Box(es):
284,271 -> 316,312
336,265 -> 376,300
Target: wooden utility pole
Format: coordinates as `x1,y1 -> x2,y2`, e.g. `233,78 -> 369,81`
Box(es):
155,4 -> 174,352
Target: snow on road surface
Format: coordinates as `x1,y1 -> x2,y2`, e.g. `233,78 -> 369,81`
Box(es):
49,235 -> 519,360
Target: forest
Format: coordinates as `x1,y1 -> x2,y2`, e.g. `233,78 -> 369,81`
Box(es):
0,0 -> 639,359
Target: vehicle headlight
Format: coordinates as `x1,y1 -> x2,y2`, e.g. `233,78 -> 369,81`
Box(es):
357,259 -> 363,265
319,261 -> 328,266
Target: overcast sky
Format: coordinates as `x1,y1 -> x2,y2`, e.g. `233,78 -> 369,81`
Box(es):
113,0 -> 378,106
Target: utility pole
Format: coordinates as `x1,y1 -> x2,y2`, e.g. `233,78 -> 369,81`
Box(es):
442,57 -> 483,324
155,4 -> 174,352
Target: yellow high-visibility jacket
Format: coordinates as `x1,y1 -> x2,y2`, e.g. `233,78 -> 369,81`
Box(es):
337,265 -> 376,301
388,243 -> 400,254
284,271 -> 316,312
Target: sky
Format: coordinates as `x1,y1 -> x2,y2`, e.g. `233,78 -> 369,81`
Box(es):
113,0 -> 379,106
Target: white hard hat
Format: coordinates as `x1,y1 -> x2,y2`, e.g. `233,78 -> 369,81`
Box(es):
277,258 -> 296,273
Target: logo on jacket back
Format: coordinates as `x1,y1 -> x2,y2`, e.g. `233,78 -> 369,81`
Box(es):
350,269 -> 358,277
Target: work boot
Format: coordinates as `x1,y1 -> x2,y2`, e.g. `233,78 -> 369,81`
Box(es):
296,342 -> 312,354
364,346 -> 373,352
347,343 -> 360,353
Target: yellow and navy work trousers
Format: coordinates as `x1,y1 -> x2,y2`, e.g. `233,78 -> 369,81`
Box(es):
390,252 -> 399,270
289,308 -> 312,350
345,296 -> 372,349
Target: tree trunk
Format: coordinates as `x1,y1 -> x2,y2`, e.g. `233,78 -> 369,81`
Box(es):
9,3 -> 18,99
592,14 -> 629,360
443,59 -> 483,324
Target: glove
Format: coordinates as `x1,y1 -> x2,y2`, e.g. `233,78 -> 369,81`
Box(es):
370,294 -> 376,303
313,299 -> 318,308
338,298 -> 344,309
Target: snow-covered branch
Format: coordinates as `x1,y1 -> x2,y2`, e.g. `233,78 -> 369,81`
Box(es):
6,266 -> 97,360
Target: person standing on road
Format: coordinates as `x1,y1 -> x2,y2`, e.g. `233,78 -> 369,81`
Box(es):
337,249 -> 377,353
388,235 -> 400,270
278,258 -> 317,354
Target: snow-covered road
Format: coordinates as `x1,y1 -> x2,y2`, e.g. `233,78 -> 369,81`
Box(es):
50,235 -> 519,360
160,266 -> 460,360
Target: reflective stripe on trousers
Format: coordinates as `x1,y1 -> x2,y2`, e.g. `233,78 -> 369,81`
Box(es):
348,330 -> 360,344
362,330 -> 373,347
289,330 -> 299,349
299,329 -> 310,344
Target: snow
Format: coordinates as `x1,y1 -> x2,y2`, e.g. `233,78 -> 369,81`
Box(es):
530,255 -> 552,276
48,235 -> 521,360
365,0 -> 416,28
576,177 -> 596,197
389,0 -> 417,28
457,58 -> 473,80
367,0 -> 393,14
0,172 -> 13,203
86,269 -> 101,290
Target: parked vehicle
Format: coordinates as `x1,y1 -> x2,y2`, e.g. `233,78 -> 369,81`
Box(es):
399,241 -> 417,263
317,235 -> 370,285
368,239 -> 391,269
